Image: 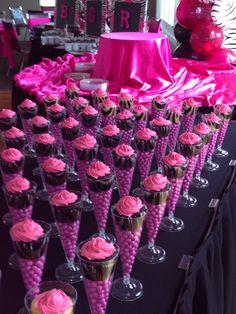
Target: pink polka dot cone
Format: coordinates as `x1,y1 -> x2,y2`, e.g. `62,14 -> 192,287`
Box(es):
65,99 -> 74,118
206,130 -> 219,161
137,150 -> 155,182
134,120 -> 147,134
102,147 -> 114,170
90,189 -> 112,233
169,123 -> 181,152
45,182 -> 67,197
18,255 -> 46,293
102,115 -> 116,127
195,143 -> 209,176
77,159 -> 95,196
9,205 -> 33,224
1,171 -> 22,185
84,278 -> 113,314
182,155 -> 198,193
22,119 -> 33,146
217,119 -> 229,147
63,140 -> 76,169
50,123 -> 63,152
115,166 -> 135,198
155,137 -> 168,169
120,129 -> 133,145
57,220 -> 80,261
151,108 -> 165,120
182,115 -> 196,132
166,177 -> 184,216
80,125 -> 98,137
145,203 -> 166,244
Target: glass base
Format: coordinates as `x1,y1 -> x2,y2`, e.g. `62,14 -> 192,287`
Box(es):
2,212 -> 12,226
111,277 -> 143,302
214,147 -> 228,158
17,307 -> 28,314
8,252 -> 19,270
33,167 -> 41,178
203,160 -> 219,172
191,176 -> 209,189
177,193 -> 197,208
67,169 -> 80,183
55,262 -> 83,284
137,244 -> 166,264
24,145 -> 36,158
81,196 -> 93,212
50,222 -> 60,239
36,189 -> 48,202
160,216 -> 184,232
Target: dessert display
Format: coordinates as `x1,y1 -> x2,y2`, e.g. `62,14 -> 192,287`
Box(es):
80,105 -> 98,137
31,115 -> 50,135
116,109 -> 135,145
166,106 -> 182,152
101,98 -> 118,127
138,173 -> 170,264
133,104 -> 148,134
0,147 -> 24,184
177,132 -> 203,207
161,152 -> 188,232
92,88 -> 108,111
150,117 -> 172,170
112,144 -> 136,198
111,196 -> 146,301
43,93 -> 59,107
117,92 -> 134,110
71,97 -> 89,121
65,82 -> 80,117
151,95 -> 167,120
182,98 -> 198,132
50,190 -> 83,283
4,127 -> 26,152
0,108 -> 17,131
78,236 -> 119,313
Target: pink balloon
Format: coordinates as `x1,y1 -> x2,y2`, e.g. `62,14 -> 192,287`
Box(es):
176,0 -> 212,30
190,22 -> 224,56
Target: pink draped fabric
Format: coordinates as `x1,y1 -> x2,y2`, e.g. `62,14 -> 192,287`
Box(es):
0,23 -> 17,68
27,17 -> 51,29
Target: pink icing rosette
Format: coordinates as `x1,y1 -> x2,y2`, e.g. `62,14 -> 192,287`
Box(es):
215,104 -> 232,114
93,88 -> 107,97
51,190 -> 78,206
74,134 -> 97,150
118,92 -> 133,101
102,99 -> 117,109
116,196 -> 143,217
193,123 -> 211,135
80,236 -> 116,260
19,99 -> 36,109
179,132 -> 201,145
82,105 -> 98,116
115,144 -> 134,157
163,152 -> 187,167
10,218 -> 44,242
116,110 -> 134,120
35,133 -> 55,144
143,173 -> 169,192
204,112 -> 221,124
42,157 -> 66,173
87,161 -> 111,179
102,125 -> 120,137
0,108 -> 16,119
5,127 -> 24,139
31,115 -> 49,126
44,93 -> 58,102
135,128 -> 156,140
61,117 -> 79,129
47,103 -> 65,113
6,176 -> 30,193
152,117 -> 172,126
1,147 -> 23,162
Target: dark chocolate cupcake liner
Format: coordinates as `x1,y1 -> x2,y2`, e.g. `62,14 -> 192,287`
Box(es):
163,162 -> 188,179
75,144 -> 98,161
177,141 -> 203,158
116,117 -> 135,130
142,183 -> 171,205
134,136 -> 157,152
87,173 -> 114,192
112,151 -> 136,170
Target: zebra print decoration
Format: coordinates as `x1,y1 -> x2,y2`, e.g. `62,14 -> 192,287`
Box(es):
212,0 -> 236,52
84,0 -> 106,37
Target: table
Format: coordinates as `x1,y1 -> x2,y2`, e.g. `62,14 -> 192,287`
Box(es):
0,120 -> 236,313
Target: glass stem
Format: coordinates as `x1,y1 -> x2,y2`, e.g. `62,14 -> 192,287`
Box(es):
196,172 -> 201,181
168,212 -> 174,221
183,190 -> 188,198
123,274 -> 130,285
99,230 -> 105,238
148,240 -> 155,249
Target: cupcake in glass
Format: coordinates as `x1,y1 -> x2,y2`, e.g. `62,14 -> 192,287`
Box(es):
47,103 -> 67,157
0,147 -> 24,184
166,106 -> 182,152
10,219 -> 51,293
138,173 -> 171,264
92,88 -> 108,111
182,98 -> 198,132
18,99 -> 38,157
77,236 -> 119,313
31,115 -> 50,135
101,98 -> 118,127
133,104 -> 148,134
4,127 -> 26,152
116,109 -> 135,145
50,190 -> 83,283
117,92 -> 134,111
203,112 -> 221,171
0,108 -> 17,131
65,82 -> 80,117
74,133 -> 98,211
60,117 -> 80,182
151,116 -> 172,171
71,96 -> 89,121
133,128 -> 157,196
191,123 -> 212,188
112,144 -> 136,198
111,196 -> 146,301
214,103 -> 233,157
43,93 -> 59,108
161,152 -> 188,232
80,105 -> 99,137
87,161 -> 114,240
177,132 -> 203,208
151,95 -> 167,120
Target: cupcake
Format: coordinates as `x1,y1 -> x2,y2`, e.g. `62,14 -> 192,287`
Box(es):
112,144 -> 136,197
31,115 -> 50,134
0,148 -> 24,183
151,95 -> 167,120
34,133 -> 56,164
133,104 -> 148,133
101,99 -> 118,127
65,82 -> 80,100
0,108 -> 17,131
92,88 -> 108,107
43,93 -> 59,107
182,98 -> 198,132
80,105 -> 98,136
116,110 -> 135,145
18,99 -> 38,120
4,127 -> 26,151
118,92 -> 134,110
214,104 -> 233,120
166,106 -> 182,152
102,124 -> 121,170
72,97 -> 89,121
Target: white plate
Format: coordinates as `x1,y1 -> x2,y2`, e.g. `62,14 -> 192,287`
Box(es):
80,78 -> 108,91
64,72 -> 91,81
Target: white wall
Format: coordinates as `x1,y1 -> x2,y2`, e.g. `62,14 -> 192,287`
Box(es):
0,0 -> 40,19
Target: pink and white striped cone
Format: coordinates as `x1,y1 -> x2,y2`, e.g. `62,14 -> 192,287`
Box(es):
63,140 -> 76,169
207,130 -> 219,161
145,203 -> 166,244
151,109 -> 165,120
45,182 -> 67,197
18,255 -> 46,293
182,155 -> 199,193
79,125 -> 98,137
22,119 -> 33,146
57,220 -> 80,261
9,205 -> 33,224
90,189 -> 112,233
137,150 -> 154,181
102,146 -> 114,170
115,166 -> 135,198
155,136 -> 168,169
114,223 -> 142,277
84,278 -> 113,314
120,129 -> 133,145
169,123 -> 181,152
167,177 -> 184,216
102,115 -> 116,127
217,119 -> 229,147
50,123 -> 63,152
77,159 -> 95,196
195,143 -> 209,176
134,120 -> 147,134
182,114 -> 196,132
1,171 -> 22,185
65,98 -> 74,118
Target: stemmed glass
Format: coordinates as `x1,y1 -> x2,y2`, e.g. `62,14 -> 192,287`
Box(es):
166,107 -> 182,152
117,92 -> 134,111
116,110 -> 135,145
101,98 -> 118,127
3,126 -> 26,153
65,82 -> 80,118
182,98 -> 198,132
50,190 -> 83,283
80,105 -> 99,137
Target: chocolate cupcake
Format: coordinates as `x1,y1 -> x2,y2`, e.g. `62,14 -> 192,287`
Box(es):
18,99 -> 38,120
151,95 -> 167,111
116,110 -> 135,131
101,99 -> 118,117
92,88 -> 108,106
150,117 -> 172,138
47,103 -> 67,123
163,152 -> 188,179
31,115 -> 50,134
34,133 -> 56,157
72,97 -> 89,114
135,128 -> 157,152
133,105 -> 148,121
102,125 -> 121,148
87,161 -> 114,193
193,123 -> 212,145
43,93 -> 59,107
182,98 -> 198,116
178,132 -> 203,157
42,157 -> 68,186
214,104 -> 233,120
4,127 -> 26,151
112,144 -> 136,170
0,108 -> 17,131
203,112 -> 221,131
61,117 -> 79,141
65,82 -> 80,100
118,92 -> 134,110
80,105 -> 98,127
74,134 -> 98,161
0,148 -> 24,175
166,107 -> 182,124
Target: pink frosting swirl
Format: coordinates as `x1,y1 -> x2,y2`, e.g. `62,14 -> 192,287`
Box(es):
102,99 -> 117,108
5,127 -> 24,139
168,106 -> 182,114
74,97 -> 89,106
31,115 -> 48,126
67,82 -> 79,91
82,105 -> 98,115
1,148 -> 23,162
35,133 -> 55,144
115,144 -> 134,157
118,92 -> 133,101
204,112 -> 221,123
179,132 -> 201,145
0,108 -> 16,119
93,88 -> 107,96
102,124 -> 120,137
133,105 -> 148,113
116,109 -> 134,120
193,123 -> 211,135
10,219 -> 44,242
6,176 -> 30,193
47,103 -> 65,113
151,117 -> 171,126
80,236 -> 115,260
116,196 -> 143,217
183,98 -> 197,107
143,173 -> 169,192
44,93 -> 58,101
32,289 -> 73,314
20,99 -> 36,109
42,157 -> 66,173
51,190 -> 78,206
135,128 -> 156,140
153,95 -> 166,103
87,161 -> 111,179
163,152 -> 187,167
215,104 -> 232,114
61,117 -> 79,129
74,134 -> 97,150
